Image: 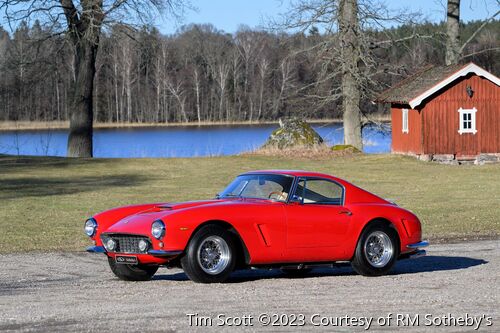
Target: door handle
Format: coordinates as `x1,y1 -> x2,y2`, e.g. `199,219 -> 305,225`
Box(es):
338,210 -> 352,216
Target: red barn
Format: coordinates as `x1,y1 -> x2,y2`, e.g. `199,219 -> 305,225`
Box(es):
375,63 -> 500,164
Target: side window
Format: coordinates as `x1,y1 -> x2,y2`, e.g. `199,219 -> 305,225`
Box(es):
294,178 -> 343,205
402,108 -> 409,134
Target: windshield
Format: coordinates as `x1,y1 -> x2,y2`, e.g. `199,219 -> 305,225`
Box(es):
219,174 -> 294,202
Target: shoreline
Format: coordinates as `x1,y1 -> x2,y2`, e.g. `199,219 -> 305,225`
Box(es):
0,116 -> 390,132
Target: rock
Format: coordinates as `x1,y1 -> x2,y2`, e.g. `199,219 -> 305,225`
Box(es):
418,154 -> 432,162
331,145 -> 361,153
475,154 -> 500,165
263,118 -> 324,149
432,154 -> 458,165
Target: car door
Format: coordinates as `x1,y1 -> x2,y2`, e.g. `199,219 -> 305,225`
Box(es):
284,177 -> 351,260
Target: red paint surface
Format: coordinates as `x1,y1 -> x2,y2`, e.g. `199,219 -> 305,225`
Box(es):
422,75 -> 500,156
391,107 -> 423,154
90,170 -> 423,265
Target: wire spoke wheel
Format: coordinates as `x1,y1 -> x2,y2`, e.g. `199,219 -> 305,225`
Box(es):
197,235 -> 231,275
363,231 -> 394,268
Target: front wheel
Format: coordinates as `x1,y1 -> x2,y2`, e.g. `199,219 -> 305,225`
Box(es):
351,224 -> 399,276
107,257 -> 158,281
181,225 -> 237,283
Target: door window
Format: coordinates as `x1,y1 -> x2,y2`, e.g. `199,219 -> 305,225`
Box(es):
294,178 -> 344,205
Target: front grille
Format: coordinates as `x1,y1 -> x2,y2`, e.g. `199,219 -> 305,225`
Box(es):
102,234 -> 150,254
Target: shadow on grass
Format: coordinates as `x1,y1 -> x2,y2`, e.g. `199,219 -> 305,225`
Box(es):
0,155 -> 152,199
0,174 -> 149,199
0,155 -> 110,174
153,256 -> 487,283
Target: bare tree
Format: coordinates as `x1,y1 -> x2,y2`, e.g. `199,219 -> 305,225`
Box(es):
445,0 -> 461,65
1,0 -> 186,157
446,0 -> 500,65
165,75 -> 188,122
257,57 -> 269,120
339,0 -> 362,149
0,14 -> 497,135
274,57 -> 295,118
274,0 -> 415,149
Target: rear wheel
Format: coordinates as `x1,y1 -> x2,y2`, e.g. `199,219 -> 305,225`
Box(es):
351,223 -> 399,276
181,225 -> 236,283
107,257 -> 158,281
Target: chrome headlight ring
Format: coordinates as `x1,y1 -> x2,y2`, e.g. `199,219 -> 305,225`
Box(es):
84,218 -> 97,237
151,220 -> 165,239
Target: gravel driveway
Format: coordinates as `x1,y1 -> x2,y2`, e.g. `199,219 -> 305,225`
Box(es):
0,240 -> 498,332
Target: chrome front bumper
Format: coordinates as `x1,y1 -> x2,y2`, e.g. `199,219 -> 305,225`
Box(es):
87,245 -> 106,253
86,246 -> 182,257
407,241 -> 429,249
403,240 -> 429,259
148,250 -> 183,257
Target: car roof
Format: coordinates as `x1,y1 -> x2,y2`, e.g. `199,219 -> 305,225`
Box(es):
240,170 -> 338,179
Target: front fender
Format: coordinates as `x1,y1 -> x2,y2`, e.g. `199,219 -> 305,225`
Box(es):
160,203 -> 286,263
91,203 -> 167,243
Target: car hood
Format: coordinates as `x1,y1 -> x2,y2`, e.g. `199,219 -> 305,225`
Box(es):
104,200 -> 221,234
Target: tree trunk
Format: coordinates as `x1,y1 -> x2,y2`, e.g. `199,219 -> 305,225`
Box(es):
114,62 -> 119,122
67,40 -> 98,157
194,69 -> 201,124
339,0 -> 362,150
445,0 -> 461,65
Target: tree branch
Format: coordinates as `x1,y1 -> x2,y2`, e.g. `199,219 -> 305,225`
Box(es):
459,9 -> 500,54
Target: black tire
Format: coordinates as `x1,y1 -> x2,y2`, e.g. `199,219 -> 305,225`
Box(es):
107,257 -> 159,281
181,225 -> 237,283
351,223 -> 399,277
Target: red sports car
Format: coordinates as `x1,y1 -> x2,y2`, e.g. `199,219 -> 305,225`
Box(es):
85,170 -> 428,283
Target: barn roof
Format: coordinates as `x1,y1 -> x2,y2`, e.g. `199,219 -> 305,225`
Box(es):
374,63 -> 500,109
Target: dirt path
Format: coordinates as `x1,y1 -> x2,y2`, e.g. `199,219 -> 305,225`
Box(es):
0,240 -> 498,332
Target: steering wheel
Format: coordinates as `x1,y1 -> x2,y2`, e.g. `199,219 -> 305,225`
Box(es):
268,191 -> 287,201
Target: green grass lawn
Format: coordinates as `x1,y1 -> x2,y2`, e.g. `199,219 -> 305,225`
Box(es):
0,154 -> 499,253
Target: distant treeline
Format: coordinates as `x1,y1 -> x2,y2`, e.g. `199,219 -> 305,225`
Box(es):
0,20 -> 498,123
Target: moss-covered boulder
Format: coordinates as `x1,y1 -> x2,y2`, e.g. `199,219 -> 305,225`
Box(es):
263,118 -> 324,149
331,144 -> 362,153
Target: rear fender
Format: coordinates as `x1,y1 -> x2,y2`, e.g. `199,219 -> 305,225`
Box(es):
345,205 -> 417,258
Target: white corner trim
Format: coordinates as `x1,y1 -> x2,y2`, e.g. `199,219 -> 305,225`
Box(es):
457,107 -> 477,135
409,63 -> 500,109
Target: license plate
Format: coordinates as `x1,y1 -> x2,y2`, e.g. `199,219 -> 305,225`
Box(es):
115,255 -> 138,265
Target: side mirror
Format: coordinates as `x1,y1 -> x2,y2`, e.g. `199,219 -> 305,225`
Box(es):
215,193 -> 221,199
289,195 -> 302,205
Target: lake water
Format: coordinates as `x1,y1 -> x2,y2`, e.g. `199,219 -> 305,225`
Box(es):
0,123 -> 391,158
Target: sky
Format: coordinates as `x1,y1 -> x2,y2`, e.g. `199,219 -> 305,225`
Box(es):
158,0 -> 500,34
0,0 -> 497,34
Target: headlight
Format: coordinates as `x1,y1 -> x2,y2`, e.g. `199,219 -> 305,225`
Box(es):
151,220 -> 165,239
84,218 -> 97,237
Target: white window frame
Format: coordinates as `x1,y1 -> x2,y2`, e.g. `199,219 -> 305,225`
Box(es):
402,108 -> 409,134
457,107 -> 477,135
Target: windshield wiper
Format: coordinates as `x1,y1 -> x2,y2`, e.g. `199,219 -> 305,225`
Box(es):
221,193 -> 241,198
